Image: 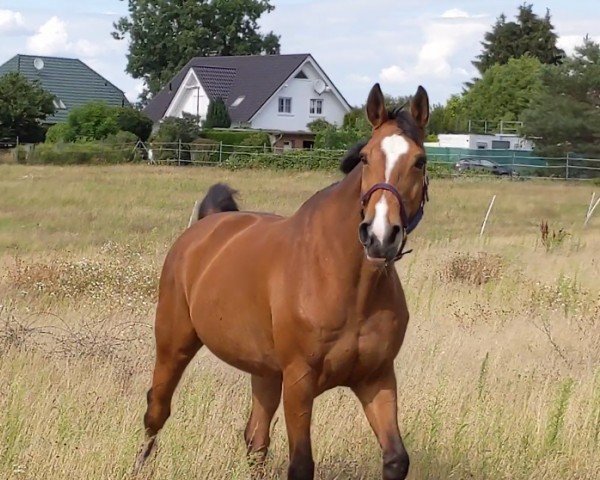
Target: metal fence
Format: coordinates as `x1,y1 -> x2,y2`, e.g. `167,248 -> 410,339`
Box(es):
138,141 -> 600,180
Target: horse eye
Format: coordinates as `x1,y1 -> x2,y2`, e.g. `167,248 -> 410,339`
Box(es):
360,153 -> 368,165
414,155 -> 427,169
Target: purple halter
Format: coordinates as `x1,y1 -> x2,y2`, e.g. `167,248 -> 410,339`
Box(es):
360,175 -> 429,261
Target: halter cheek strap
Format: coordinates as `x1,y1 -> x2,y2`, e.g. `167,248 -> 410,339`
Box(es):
360,175 -> 429,261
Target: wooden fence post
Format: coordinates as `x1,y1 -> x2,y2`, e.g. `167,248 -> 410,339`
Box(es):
585,192 -> 600,227
480,195 -> 497,237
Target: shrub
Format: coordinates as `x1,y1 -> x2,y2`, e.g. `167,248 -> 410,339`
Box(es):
438,252 -> 504,285
203,129 -> 266,146
203,98 -> 231,129
66,101 -> 120,141
25,141 -> 141,165
314,123 -> 364,150
104,131 -> 139,145
45,123 -> 73,143
190,137 -> 220,164
224,149 -> 342,171
150,115 -> 202,163
307,118 -> 331,133
238,132 -> 270,148
116,107 -> 153,141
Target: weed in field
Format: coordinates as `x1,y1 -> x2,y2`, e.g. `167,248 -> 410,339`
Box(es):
540,220 -> 570,252
6,245 -> 158,309
438,252 -> 504,285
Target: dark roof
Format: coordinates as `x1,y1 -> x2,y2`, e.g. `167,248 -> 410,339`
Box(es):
144,54 -> 311,124
0,54 -> 129,124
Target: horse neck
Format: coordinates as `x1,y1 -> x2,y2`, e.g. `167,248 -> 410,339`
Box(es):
294,166 -> 396,291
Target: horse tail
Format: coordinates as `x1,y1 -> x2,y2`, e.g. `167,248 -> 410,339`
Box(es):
188,183 -> 239,227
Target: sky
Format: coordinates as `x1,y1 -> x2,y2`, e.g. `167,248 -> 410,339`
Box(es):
1,0 -> 599,106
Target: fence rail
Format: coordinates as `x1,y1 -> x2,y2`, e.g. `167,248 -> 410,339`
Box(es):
138,141 -> 600,180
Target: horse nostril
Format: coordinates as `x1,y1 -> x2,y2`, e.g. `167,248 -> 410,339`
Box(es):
389,225 -> 402,244
358,222 -> 371,246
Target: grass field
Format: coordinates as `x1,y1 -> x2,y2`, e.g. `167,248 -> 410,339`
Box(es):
0,164 -> 599,480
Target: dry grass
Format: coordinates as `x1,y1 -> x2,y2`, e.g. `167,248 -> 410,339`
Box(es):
0,164 -> 599,479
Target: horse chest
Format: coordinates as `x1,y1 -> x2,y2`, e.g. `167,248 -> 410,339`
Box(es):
315,310 -> 407,389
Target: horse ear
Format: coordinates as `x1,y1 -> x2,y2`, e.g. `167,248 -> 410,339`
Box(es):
366,83 -> 388,128
410,85 -> 430,128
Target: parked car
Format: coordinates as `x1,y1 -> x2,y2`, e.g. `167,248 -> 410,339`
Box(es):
454,158 -> 518,176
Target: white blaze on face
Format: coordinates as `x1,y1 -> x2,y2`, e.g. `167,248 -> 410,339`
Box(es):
371,134 -> 409,244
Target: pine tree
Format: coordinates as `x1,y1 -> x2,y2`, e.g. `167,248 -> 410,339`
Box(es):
204,98 -> 231,129
473,4 -> 564,75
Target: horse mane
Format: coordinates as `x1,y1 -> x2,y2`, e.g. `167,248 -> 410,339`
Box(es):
339,108 -> 422,175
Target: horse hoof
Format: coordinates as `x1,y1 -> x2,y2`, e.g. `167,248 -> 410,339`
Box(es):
133,435 -> 157,475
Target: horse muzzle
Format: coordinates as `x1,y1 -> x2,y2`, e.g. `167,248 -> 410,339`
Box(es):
359,220 -> 405,262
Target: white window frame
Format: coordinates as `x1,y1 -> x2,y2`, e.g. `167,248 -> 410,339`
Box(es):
278,97 -> 292,114
309,98 -> 323,115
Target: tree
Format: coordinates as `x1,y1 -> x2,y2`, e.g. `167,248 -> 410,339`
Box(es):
523,37 -> 600,158
474,4 -> 564,75
427,95 -> 468,134
113,0 -> 281,103
462,55 -> 544,123
203,98 -> 231,129
0,73 -> 55,143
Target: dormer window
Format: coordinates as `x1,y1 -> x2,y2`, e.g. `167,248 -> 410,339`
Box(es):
53,98 -> 66,110
231,95 -> 245,108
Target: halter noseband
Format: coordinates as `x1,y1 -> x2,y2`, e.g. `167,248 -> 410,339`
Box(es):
360,174 -> 429,262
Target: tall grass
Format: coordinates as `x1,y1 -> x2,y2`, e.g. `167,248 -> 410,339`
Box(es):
0,164 -> 599,479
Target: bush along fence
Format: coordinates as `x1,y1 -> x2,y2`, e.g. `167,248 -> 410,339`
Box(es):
143,141 -> 600,179
8,139 -> 600,180
14,141 -> 143,165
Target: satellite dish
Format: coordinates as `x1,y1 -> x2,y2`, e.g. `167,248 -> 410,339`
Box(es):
33,58 -> 45,71
313,79 -> 326,95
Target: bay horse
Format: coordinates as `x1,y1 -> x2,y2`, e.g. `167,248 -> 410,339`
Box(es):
135,83 -> 430,480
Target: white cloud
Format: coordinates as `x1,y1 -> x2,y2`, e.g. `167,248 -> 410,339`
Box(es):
348,73 -> 372,84
441,8 -> 470,19
414,13 -> 488,79
557,34 -> 600,55
26,16 -> 69,55
379,65 -> 408,84
0,9 -> 26,34
73,39 -> 104,57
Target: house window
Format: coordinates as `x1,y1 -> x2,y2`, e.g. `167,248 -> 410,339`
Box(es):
491,140 -> 510,150
231,95 -> 245,108
53,98 -> 66,110
278,97 -> 292,114
283,141 -> 293,151
309,99 -> 323,115
295,70 -> 308,79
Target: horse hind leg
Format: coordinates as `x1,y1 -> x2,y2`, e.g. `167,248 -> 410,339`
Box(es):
134,297 -> 202,473
244,374 -> 282,475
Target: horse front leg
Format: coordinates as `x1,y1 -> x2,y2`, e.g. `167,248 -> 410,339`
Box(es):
352,367 -> 410,480
282,364 -> 316,480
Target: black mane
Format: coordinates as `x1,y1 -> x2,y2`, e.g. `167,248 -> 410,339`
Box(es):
339,109 -> 422,175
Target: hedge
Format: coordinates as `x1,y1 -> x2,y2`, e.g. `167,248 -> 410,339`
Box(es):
203,129 -> 269,147
22,141 -> 142,165
224,149 -> 455,177
224,149 -> 343,171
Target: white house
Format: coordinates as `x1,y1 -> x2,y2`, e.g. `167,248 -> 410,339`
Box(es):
144,54 -> 352,149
